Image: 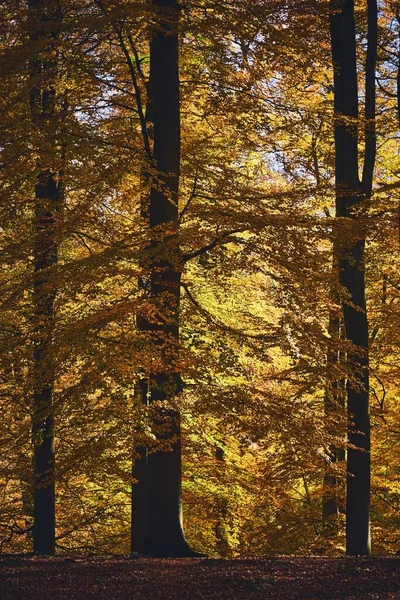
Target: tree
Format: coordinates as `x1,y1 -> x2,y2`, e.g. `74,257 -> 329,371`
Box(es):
130,0 -> 193,556
329,0 -> 377,556
28,0 -> 64,556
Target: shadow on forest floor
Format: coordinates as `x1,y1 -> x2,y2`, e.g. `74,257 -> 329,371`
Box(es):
1,555 -> 399,599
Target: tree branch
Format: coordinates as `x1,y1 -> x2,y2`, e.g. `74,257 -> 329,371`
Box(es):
181,228 -> 243,263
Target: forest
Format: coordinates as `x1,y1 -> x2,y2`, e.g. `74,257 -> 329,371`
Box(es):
0,0 -> 399,561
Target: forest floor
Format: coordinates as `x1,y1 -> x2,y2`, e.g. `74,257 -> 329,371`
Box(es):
1,555 -> 399,599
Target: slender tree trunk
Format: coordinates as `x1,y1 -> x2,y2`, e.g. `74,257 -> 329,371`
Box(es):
329,0 -> 376,556
28,0 -> 61,556
132,0 -> 193,556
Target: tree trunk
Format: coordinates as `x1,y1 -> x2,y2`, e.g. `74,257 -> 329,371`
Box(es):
28,0 -> 61,556
131,0 -> 193,556
329,0 -> 376,556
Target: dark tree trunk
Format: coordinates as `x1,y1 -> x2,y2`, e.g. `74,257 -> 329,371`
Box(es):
131,0 -> 193,556
28,0 -> 61,556
329,0 -> 376,556
32,172 -> 58,556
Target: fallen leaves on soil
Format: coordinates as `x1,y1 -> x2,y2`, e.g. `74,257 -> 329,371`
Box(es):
1,556 -> 399,599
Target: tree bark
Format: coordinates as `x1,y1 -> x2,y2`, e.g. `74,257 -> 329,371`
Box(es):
28,0 -> 61,556
329,0 -> 376,556
131,0 -> 193,556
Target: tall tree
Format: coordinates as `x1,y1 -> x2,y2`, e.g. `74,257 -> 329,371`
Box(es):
329,0 -> 377,555
28,0 -> 62,555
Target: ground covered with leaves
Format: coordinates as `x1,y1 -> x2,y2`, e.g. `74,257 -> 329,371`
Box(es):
1,556 -> 399,599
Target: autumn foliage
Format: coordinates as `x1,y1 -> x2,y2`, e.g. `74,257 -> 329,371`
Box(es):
0,0 -> 399,558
